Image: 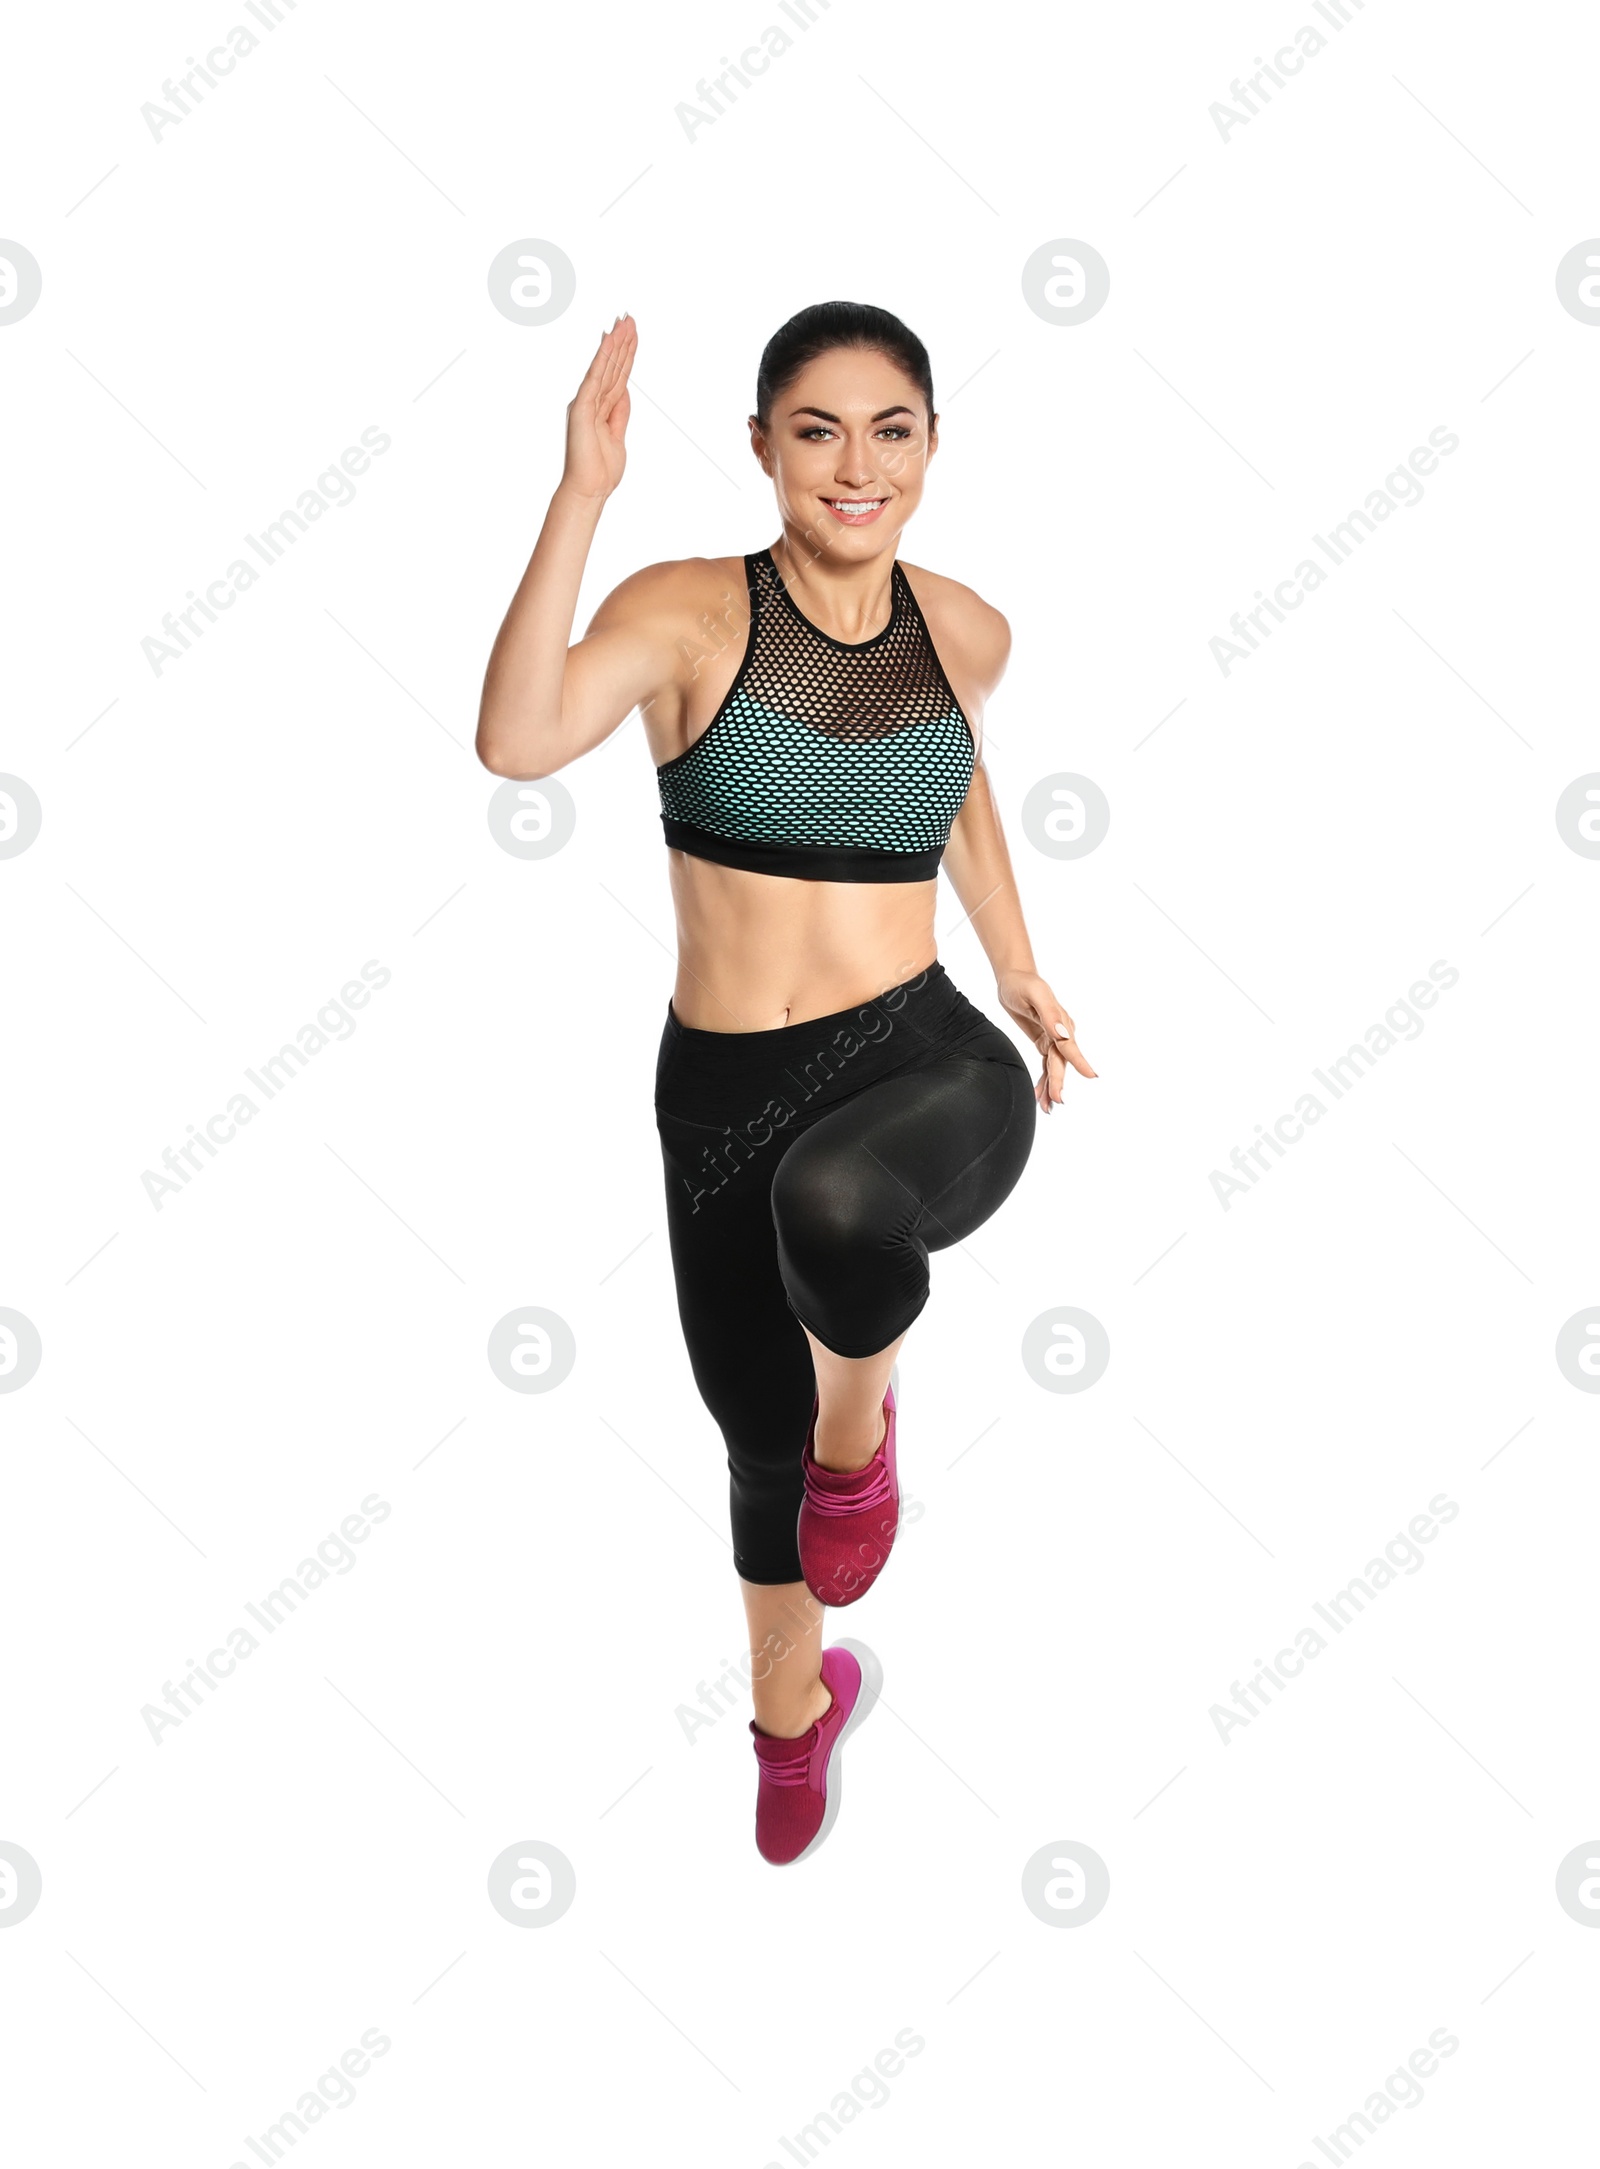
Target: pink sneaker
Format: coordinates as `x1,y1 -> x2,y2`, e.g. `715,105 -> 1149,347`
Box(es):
749,1640 -> 881,1865
797,1383 -> 899,1609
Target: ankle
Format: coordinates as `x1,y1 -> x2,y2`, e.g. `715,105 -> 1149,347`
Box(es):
753,1677 -> 833,1740
813,1399 -> 888,1474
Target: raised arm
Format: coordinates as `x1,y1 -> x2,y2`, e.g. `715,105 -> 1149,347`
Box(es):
476,315 -> 684,779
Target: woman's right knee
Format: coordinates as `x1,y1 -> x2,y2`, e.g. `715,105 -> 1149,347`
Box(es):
771,1140 -> 894,1270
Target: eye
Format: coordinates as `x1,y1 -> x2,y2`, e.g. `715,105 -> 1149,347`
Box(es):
795,423 -> 914,442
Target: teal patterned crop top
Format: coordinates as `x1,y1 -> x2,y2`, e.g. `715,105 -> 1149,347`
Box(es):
656,546 -> 976,883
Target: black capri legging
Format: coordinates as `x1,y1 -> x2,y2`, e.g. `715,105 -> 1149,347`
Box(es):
654,961 -> 1036,1584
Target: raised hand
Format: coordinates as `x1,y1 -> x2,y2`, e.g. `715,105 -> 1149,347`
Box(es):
563,314 -> 637,501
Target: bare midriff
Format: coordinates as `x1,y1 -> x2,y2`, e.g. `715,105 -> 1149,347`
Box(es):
666,851 -> 940,1031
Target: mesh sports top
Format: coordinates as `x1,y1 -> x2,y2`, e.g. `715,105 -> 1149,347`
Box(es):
657,545 -> 976,882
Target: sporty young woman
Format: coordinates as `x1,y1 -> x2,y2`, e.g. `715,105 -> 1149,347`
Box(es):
476,301 -> 1094,1866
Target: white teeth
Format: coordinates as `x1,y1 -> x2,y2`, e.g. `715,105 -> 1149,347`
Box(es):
830,500 -> 884,513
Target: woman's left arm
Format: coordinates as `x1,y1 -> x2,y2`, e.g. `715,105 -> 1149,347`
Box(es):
941,757 -> 1098,1114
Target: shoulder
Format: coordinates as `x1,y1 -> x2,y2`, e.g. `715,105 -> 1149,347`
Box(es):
898,559 -> 1011,694
584,553 -> 751,637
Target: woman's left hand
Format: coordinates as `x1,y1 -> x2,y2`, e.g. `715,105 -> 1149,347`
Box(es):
997,971 -> 1097,1113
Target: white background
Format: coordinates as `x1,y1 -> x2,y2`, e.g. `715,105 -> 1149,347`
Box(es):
3,1 -> 1598,2162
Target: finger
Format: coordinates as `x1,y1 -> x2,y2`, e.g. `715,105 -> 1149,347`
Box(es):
603,323 -> 639,409
572,327 -> 615,403
594,326 -> 627,402
609,320 -> 639,395
597,352 -> 631,423
1036,1032 -> 1071,1101
1043,1011 -> 1096,1082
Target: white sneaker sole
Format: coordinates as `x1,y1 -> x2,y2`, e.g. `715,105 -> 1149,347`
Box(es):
791,1638 -> 883,1865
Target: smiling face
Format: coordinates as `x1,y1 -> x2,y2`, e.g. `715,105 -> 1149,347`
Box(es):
750,346 -> 937,558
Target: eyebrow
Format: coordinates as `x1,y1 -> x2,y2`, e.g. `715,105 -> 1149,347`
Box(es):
787,405 -> 917,424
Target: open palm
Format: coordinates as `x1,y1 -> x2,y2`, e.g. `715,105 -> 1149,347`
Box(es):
564,314 -> 636,499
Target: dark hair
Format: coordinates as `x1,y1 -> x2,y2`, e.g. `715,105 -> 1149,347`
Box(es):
754,301 -> 935,432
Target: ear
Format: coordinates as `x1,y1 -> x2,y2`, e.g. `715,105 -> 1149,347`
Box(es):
747,414 -> 775,474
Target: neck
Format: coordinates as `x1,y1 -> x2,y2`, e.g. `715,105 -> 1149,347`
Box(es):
770,529 -> 897,641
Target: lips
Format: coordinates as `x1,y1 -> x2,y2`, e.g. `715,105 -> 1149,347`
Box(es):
822,497 -> 888,526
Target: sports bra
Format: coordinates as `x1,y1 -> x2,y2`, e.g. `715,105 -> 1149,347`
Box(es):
656,545 -> 976,882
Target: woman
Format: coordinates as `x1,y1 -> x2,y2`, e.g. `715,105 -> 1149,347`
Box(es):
477,301 -> 1095,1866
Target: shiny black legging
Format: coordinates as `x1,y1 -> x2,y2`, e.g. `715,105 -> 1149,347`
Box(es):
654,962 -> 1036,1584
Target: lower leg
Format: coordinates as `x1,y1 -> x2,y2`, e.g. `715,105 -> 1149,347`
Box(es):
805,1327 -> 905,1472
740,1578 -> 831,1737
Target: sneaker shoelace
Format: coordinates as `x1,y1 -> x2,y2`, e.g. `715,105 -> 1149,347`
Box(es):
804,1447 -> 893,1517
757,1693 -> 839,1783
759,1755 -> 814,1788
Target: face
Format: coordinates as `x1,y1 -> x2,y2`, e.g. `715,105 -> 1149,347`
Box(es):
750,347 -> 937,558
